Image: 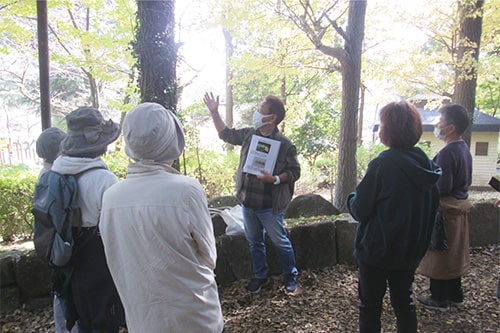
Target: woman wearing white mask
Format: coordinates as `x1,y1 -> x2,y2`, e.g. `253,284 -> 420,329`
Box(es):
204,92 -> 301,294
417,104 -> 474,312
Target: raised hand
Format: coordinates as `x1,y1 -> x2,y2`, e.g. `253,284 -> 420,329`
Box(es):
203,92 -> 219,114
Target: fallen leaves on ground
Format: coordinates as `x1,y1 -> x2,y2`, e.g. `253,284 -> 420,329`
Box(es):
1,246 -> 498,333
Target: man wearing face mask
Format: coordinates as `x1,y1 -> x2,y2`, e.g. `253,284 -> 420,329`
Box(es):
417,103 -> 474,311
204,92 -> 301,294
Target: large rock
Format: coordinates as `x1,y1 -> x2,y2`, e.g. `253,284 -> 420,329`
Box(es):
23,295 -> 52,310
285,194 -> 339,218
290,221 -> 337,269
214,233 -> 281,285
0,285 -> 20,314
13,250 -> 51,298
468,200 -> 499,247
208,196 -> 241,208
215,234 -> 252,282
335,217 -> 358,266
0,251 -> 20,287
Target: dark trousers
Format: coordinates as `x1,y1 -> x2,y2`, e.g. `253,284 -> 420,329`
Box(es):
71,228 -> 125,333
358,261 -> 417,333
430,277 -> 463,302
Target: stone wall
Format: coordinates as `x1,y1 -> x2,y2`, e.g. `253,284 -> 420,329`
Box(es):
1,200 -> 498,314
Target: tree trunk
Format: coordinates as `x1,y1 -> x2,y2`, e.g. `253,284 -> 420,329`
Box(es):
135,0 -> 178,112
357,84 -> 365,146
37,0 -> 51,130
280,76 -> 287,133
452,0 -> 484,147
223,28 -> 234,151
334,0 -> 366,212
86,70 -> 99,109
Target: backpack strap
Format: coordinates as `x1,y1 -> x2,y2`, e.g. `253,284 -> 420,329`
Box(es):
71,166 -> 107,232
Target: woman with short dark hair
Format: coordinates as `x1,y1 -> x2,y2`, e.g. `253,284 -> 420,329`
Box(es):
347,101 -> 442,333
378,101 -> 423,149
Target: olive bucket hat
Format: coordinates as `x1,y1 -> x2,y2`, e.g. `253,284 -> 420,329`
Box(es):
60,107 -> 120,158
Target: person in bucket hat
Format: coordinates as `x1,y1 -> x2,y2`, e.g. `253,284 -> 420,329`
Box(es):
60,107 -> 120,158
51,106 -> 124,332
100,102 -> 224,333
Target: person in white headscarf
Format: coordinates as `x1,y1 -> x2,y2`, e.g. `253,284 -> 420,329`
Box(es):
100,102 -> 224,333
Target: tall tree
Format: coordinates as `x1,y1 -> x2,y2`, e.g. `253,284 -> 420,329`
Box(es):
282,0 -> 367,212
134,0 -> 178,111
36,0 -> 50,129
476,0 -> 500,116
1,0 -> 137,117
453,0 -> 484,146
223,26 -> 234,150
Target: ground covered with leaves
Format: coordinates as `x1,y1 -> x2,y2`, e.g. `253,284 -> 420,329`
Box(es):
1,246 -> 499,332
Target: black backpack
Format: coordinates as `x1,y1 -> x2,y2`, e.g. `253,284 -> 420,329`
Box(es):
32,169 -> 97,267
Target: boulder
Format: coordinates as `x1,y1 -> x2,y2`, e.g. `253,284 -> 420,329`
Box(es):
208,196 -> 241,208
0,251 -> 20,287
13,250 -> 51,298
335,217 -> 358,266
215,234 -> 252,282
285,194 -> 339,218
468,200 -> 499,247
290,221 -> 337,269
214,233 -> 281,285
23,295 -> 52,310
0,285 -> 20,314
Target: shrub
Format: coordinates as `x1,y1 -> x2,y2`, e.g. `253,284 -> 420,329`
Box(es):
180,149 -> 239,199
0,165 -> 38,241
103,149 -> 129,179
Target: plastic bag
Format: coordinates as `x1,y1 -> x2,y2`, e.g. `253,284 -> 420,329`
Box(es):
429,211 -> 448,251
209,205 -> 245,236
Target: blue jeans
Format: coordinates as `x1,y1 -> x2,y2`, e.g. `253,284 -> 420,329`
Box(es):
242,205 -> 298,279
358,261 -> 417,333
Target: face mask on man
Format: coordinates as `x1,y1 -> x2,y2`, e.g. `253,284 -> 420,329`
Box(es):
433,125 -> 449,141
253,111 -> 274,129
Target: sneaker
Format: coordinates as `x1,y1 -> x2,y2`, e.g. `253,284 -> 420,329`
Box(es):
417,295 -> 449,311
245,278 -> 268,293
284,274 -> 298,293
450,300 -> 464,308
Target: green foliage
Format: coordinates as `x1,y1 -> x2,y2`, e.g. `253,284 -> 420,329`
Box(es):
356,144 -> 386,181
0,0 -> 138,117
178,102 -> 240,199
476,0 -> 500,116
290,99 -> 340,166
355,141 -> 436,183
0,166 -> 38,242
181,149 -> 239,199
102,149 -> 129,180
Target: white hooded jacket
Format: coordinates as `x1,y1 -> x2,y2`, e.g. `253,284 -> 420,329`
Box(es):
51,155 -> 118,227
100,161 -> 224,333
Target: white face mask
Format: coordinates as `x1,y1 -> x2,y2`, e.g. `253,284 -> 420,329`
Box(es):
433,126 -> 448,140
253,111 -> 273,129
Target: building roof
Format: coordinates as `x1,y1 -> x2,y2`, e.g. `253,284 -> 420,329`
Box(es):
372,108 -> 500,132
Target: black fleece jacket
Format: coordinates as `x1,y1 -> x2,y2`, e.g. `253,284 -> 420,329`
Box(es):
347,147 -> 442,270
